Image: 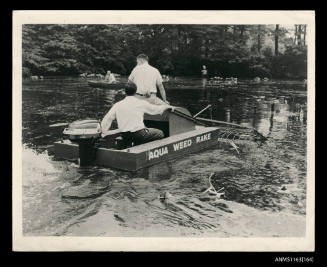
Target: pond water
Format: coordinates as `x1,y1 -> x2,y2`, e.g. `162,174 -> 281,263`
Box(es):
21,77 -> 307,237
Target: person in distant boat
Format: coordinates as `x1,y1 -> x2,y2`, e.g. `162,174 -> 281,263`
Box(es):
163,75 -> 170,82
101,83 -> 174,146
128,54 -> 168,105
254,77 -> 261,83
201,65 -> 208,78
104,71 -> 116,84
201,65 -> 208,88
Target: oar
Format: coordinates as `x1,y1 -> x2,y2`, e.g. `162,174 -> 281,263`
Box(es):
49,122 -> 70,127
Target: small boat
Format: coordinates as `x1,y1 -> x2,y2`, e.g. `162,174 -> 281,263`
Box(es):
54,107 -> 266,171
87,80 -> 124,89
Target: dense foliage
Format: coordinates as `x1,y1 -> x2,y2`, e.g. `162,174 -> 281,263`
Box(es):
22,24 -> 307,79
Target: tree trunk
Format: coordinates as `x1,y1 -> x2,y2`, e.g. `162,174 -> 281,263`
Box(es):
297,25 -> 302,46
294,25 -> 298,45
233,25 -> 237,40
257,25 -> 261,54
275,24 -> 279,56
177,26 -> 181,52
303,25 -> 307,46
204,38 -> 209,59
222,26 -> 228,44
240,25 -> 245,44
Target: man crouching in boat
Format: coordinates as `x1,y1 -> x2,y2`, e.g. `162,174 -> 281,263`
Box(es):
104,70 -> 116,84
101,83 -> 174,146
127,54 -> 169,105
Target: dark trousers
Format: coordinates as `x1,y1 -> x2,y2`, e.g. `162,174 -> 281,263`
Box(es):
122,128 -> 164,146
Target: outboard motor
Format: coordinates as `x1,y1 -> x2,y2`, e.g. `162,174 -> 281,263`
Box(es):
63,120 -> 101,166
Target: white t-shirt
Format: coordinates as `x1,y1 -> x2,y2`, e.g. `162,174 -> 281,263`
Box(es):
128,62 -> 163,94
102,96 -> 168,133
105,73 -> 116,83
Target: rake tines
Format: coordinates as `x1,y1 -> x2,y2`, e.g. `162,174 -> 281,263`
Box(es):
217,126 -> 265,144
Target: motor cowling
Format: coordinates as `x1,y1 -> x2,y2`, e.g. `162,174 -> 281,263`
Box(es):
63,119 -> 101,166
63,119 -> 101,140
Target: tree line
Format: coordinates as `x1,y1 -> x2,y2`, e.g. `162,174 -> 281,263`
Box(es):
22,24 -> 307,79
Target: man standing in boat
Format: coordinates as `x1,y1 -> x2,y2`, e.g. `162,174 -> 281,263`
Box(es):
201,65 -> 208,88
128,54 -> 169,105
101,83 -> 173,146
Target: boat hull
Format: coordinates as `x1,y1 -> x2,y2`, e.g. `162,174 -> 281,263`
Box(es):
54,127 -> 225,171
87,80 -> 124,89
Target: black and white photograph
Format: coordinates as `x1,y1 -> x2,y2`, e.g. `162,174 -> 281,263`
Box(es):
12,10 -> 315,251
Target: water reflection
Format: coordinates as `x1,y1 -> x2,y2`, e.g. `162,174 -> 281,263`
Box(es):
225,108 -> 231,123
268,102 -> 275,136
202,78 -> 207,88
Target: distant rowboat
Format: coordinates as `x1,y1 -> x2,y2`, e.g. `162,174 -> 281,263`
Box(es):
88,80 -> 222,90
87,80 -> 124,89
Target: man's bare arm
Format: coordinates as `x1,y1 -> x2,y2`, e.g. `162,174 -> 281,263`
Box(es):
157,82 -> 168,103
101,107 -> 116,133
127,68 -> 135,85
101,114 -> 113,132
101,115 -> 120,137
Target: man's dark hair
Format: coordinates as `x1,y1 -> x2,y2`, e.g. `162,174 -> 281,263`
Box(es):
136,54 -> 149,61
125,83 -> 137,96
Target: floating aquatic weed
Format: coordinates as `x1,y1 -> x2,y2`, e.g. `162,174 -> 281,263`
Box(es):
202,173 -> 225,199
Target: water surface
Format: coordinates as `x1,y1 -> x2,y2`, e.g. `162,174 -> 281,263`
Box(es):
22,77 -> 307,237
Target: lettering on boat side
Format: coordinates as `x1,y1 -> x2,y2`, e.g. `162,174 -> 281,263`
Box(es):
149,146 -> 169,160
173,139 -> 192,151
196,133 -> 211,143
148,133 -> 213,161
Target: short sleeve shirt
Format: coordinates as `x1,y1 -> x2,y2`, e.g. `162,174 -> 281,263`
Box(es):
128,63 -> 163,94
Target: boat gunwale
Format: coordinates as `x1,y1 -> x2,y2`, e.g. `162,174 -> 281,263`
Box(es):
56,126 -> 219,154
125,126 -> 218,153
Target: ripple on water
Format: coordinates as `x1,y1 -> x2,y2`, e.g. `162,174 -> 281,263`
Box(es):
22,140 -> 306,237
